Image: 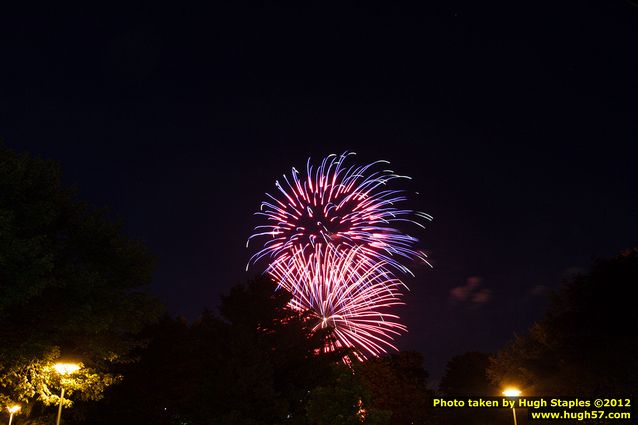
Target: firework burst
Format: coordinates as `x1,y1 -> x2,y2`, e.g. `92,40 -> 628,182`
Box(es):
247,152 -> 430,357
247,152 -> 431,277
269,245 -> 407,357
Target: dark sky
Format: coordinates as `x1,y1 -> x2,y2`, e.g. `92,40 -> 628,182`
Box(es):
2,1 -> 637,383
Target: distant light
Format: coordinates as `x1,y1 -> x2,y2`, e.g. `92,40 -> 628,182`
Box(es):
8,405 -> 21,413
54,363 -> 80,375
503,388 -> 522,397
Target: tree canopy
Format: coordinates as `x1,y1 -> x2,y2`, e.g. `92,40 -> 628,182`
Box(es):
79,277 -> 433,425
355,351 -> 432,425
81,277 -> 344,425
488,249 -> 638,395
435,351 -> 501,425
438,351 -> 493,396
0,145 -> 161,413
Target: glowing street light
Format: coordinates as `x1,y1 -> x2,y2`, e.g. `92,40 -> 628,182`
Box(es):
7,405 -> 20,425
502,387 -> 522,425
53,363 -> 80,375
53,362 -> 80,425
503,388 -> 522,397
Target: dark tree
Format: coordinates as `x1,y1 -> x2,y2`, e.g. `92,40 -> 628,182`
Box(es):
306,364 -> 390,425
438,351 -> 494,396
356,351 -> 432,425
435,352 -> 502,425
83,277 -> 344,425
0,145 -> 161,410
488,249 -> 638,396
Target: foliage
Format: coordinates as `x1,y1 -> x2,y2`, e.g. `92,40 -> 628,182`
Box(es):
0,145 -> 161,416
438,351 -> 494,396
435,351 -> 502,425
0,347 -> 120,407
488,249 -> 638,395
81,277 -> 343,425
306,364 -> 391,425
81,278 -> 433,425
355,351 -> 432,425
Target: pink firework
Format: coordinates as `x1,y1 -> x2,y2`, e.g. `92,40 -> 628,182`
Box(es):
247,152 -> 431,277
248,152 -> 430,357
269,245 -> 407,357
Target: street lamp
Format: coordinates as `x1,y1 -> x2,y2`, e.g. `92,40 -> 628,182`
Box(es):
53,362 -> 80,425
502,388 -> 521,425
7,405 -> 20,425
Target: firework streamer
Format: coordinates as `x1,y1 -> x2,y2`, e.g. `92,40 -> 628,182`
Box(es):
247,151 -> 432,278
247,152 -> 430,357
269,245 -> 407,357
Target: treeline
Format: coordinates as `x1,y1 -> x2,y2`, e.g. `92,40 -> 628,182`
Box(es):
434,249 -> 638,424
2,145 -> 636,424
78,278 -> 431,425
0,145 -> 160,422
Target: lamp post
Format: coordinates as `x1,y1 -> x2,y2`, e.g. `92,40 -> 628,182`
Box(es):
53,363 -> 80,425
503,388 -> 521,425
7,405 -> 20,425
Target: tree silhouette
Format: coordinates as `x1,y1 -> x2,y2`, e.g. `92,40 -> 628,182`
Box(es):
436,351 -> 501,425
488,249 -> 638,395
82,277 -> 346,425
0,145 -> 161,413
355,351 -> 432,425
439,351 -> 494,396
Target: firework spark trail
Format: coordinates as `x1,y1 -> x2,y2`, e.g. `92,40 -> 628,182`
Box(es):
247,152 -> 430,357
247,152 -> 432,278
269,245 -> 407,357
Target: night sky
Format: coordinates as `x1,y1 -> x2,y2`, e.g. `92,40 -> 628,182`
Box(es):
2,1 -> 637,383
